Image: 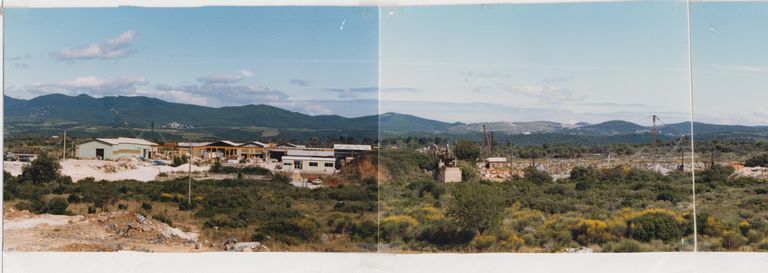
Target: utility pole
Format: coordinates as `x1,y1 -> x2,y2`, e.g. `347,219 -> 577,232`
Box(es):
188,144 -> 192,205
62,130 -> 67,160
530,151 -> 536,168
652,114 -> 658,165
680,138 -> 685,172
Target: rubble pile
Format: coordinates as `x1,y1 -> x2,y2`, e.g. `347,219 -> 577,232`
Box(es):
4,208 -> 200,252
732,166 -> 768,180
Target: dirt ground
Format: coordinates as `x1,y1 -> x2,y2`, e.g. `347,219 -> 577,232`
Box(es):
3,208 -> 204,252
3,159 -> 210,182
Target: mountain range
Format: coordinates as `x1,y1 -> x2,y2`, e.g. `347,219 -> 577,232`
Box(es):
4,94 -> 768,141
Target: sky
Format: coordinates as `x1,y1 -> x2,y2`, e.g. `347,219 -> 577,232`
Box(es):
4,7 -> 379,117
380,2 -> 693,126
5,3 -> 766,126
691,2 -> 768,126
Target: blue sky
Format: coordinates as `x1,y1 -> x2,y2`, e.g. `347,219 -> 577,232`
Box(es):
5,3 -> 766,126
691,2 -> 768,126
4,7 -> 379,117
381,2 -> 692,125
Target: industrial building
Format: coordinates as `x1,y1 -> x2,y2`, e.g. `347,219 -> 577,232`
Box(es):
280,156 -> 337,174
76,137 -> 158,161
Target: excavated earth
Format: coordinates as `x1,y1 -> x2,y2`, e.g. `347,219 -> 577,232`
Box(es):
3,208 -> 203,252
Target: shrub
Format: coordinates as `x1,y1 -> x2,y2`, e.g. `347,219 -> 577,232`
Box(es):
19,153 -> 61,185
746,230 -> 763,245
455,139 -> 480,160
152,214 -> 173,226
407,179 -> 444,199
627,211 -> 682,242
523,167 -> 552,184
47,197 -> 69,215
656,192 -> 677,204
606,239 -> 645,252
745,153 -> 768,167
251,231 -> 268,242
698,165 -> 735,185
571,219 -> 612,245
171,154 -> 189,167
457,161 -> 478,182
257,217 -> 320,244
380,215 -> 418,242
470,234 -> 496,251
698,214 -> 725,237
721,231 -> 747,250
575,180 -> 590,191
416,221 -> 475,246
15,201 -> 35,212
447,183 -> 506,234
141,202 -> 153,211
328,215 -> 377,242
570,166 -> 597,181
67,194 -> 81,203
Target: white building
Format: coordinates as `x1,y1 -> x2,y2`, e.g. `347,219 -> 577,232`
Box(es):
77,137 -> 158,161
281,156 -> 336,174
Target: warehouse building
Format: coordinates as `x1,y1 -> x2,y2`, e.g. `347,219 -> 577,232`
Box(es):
76,137 -> 158,161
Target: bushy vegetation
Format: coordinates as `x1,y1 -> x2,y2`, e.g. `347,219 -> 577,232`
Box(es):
210,161 -> 271,175
745,153 -> 768,167
4,153 -> 377,252
379,147 -> 768,252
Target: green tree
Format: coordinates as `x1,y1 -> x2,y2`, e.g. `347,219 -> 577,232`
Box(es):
47,197 -> 69,215
455,139 -> 480,161
20,153 -> 61,185
745,153 -> 768,167
523,166 -> 552,184
447,183 -> 505,234
627,212 -> 682,242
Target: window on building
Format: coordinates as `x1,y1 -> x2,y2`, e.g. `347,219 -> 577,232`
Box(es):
284,162 -> 292,166
324,162 -> 334,167
309,162 -> 319,167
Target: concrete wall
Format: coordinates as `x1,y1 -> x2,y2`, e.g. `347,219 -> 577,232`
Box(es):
77,141 -> 157,160
77,141 -> 114,160
439,166 -> 462,183
113,143 -> 157,159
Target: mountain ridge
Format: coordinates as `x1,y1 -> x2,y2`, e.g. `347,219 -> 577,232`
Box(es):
5,94 -> 768,138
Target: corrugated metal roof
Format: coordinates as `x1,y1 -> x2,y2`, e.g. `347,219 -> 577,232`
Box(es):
287,149 -> 334,157
95,137 -> 158,146
177,142 -> 214,147
333,144 -> 372,151
282,156 -> 336,161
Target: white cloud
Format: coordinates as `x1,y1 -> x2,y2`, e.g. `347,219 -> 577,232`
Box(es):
289,78 -> 311,86
708,64 -> 768,74
499,81 -> 585,104
325,87 -> 378,98
54,31 -> 137,60
25,76 -> 148,97
239,69 -> 254,77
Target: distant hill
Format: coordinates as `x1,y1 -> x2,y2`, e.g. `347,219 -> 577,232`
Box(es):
568,120 -> 649,135
4,94 -> 376,131
5,94 -> 768,143
378,112 -> 460,132
446,121 -> 565,135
